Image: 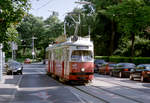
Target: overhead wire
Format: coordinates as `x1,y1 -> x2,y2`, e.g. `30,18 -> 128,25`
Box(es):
35,0 -> 54,10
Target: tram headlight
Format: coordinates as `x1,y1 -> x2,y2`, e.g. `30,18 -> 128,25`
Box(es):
81,68 -> 85,72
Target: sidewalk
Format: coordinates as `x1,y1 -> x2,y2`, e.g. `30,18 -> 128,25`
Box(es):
0,74 -> 22,103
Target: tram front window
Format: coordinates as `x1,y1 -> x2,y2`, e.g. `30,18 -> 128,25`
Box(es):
71,50 -> 93,62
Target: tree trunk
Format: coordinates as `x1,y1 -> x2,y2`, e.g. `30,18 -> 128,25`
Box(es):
109,20 -> 115,56
131,33 -> 135,57
22,47 -> 26,55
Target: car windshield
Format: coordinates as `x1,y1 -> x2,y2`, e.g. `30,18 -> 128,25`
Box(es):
9,61 -> 21,68
71,50 -> 93,62
144,65 -> 150,70
95,60 -> 105,63
109,64 -> 116,67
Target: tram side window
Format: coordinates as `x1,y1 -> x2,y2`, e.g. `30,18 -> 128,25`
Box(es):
71,50 -> 92,61
49,51 -> 51,60
54,49 -> 59,61
54,49 -> 63,61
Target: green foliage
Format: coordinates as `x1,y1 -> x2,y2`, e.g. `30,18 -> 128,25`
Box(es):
81,0 -> 150,57
6,24 -> 18,42
114,36 -> 150,57
104,0 -> 150,35
0,0 -> 30,43
134,36 -> 150,56
17,13 -> 63,59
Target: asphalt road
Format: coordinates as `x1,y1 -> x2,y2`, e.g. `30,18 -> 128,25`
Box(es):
11,63 -> 82,103
9,63 -> 150,103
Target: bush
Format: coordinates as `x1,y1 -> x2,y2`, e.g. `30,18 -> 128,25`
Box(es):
95,56 -> 150,65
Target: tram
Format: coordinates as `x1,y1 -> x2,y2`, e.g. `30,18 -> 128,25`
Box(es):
45,35 -> 94,83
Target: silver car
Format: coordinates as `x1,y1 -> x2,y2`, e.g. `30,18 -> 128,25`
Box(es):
5,60 -> 23,75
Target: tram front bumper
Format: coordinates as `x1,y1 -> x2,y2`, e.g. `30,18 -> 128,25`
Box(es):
69,74 -> 94,81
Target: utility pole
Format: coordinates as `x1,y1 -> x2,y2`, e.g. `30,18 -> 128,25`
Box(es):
0,44 -> 3,82
32,36 -> 37,61
11,41 -> 18,60
12,42 -> 14,60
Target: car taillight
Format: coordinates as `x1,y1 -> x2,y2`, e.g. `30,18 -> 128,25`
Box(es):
124,69 -> 128,71
146,71 -> 150,74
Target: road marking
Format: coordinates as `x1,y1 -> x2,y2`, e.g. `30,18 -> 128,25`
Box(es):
9,75 -> 23,103
29,91 -> 53,103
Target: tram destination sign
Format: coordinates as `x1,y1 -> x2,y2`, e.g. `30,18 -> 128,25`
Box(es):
76,46 -> 89,49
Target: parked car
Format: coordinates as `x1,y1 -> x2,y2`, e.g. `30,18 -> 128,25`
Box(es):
99,63 -> 116,75
5,60 -> 23,75
24,58 -> 31,64
110,63 -> 135,78
94,59 -> 107,73
130,64 -> 150,82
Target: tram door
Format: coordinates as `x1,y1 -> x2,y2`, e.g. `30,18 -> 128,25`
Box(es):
63,48 -> 69,79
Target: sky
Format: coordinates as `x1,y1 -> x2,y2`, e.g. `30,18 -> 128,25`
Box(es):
29,0 -> 81,21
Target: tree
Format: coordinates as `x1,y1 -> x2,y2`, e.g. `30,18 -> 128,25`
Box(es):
102,0 -> 150,56
17,14 -> 45,56
17,13 -> 63,59
38,13 -> 63,59
0,0 -> 30,44
81,0 -> 121,56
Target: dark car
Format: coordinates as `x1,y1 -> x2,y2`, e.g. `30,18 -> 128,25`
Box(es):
110,63 -> 135,78
5,60 -> 23,75
130,64 -> 150,82
94,59 -> 107,73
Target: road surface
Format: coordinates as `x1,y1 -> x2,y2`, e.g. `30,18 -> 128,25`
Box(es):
9,63 -> 150,103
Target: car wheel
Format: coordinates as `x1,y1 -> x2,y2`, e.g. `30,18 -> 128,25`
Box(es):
119,72 -> 122,78
141,75 -> 145,82
20,71 -> 23,75
129,74 -> 134,80
7,71 -> 12,75
6,72 -> 10,75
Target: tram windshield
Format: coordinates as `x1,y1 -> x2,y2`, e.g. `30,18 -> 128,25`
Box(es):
71,50 -> 93,62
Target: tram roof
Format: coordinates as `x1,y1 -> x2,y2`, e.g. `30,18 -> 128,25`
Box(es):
46,36 -> 93,51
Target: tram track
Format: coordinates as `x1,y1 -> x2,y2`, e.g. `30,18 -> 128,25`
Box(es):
73,84 -> 143,103
72,85 -> 109,103
94,75 -> 150,94
92,76 -> 150,103
48,74 -> 149,103
89,84 -> 143,103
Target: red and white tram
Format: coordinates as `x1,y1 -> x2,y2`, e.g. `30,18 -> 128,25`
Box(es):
46,36 -> 94,83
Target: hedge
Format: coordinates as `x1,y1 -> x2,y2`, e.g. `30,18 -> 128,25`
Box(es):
95,56 -> 150,65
